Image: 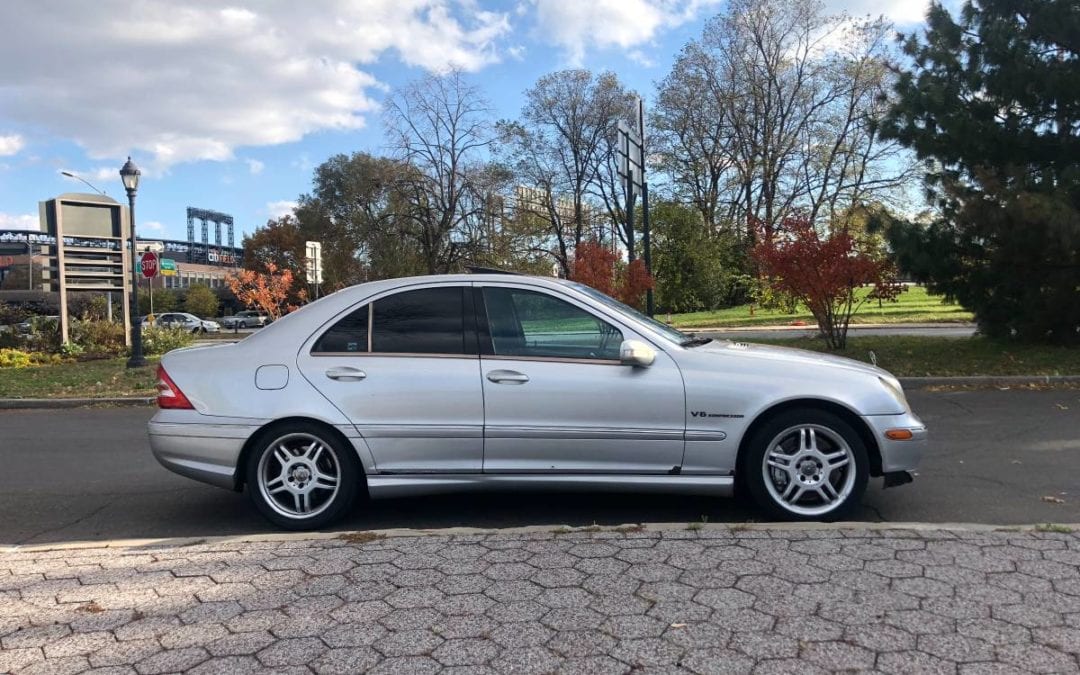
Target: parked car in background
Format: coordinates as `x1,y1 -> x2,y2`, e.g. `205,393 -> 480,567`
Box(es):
16,315 -> 59,335
156,312 -> 220,334
221,310 -> 270,329
149,273 -> 926,530
139,315 -> 157,327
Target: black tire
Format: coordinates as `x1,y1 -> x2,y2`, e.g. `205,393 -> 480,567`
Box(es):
245,421 -> 361,530
742,408 -> 869,522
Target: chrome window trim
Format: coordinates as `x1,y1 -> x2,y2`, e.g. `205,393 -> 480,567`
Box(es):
480,354 -> 622,366
310,352 -> 480,360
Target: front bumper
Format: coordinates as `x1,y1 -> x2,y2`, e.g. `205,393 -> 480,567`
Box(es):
148,413 -> 257,489
862,410 -> 927,475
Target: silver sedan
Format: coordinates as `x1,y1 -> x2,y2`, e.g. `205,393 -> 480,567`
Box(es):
149,273 -> 926,529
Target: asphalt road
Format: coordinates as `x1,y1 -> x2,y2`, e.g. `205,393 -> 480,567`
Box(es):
2,388 -> 1078,545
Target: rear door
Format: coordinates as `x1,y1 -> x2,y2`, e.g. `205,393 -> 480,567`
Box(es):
296,283 -> 484,473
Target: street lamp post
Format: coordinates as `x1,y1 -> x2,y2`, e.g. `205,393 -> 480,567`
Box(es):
60,171 -> 107,196
120,157 -> 146,368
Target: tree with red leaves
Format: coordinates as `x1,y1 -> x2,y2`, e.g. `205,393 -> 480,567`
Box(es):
225,262 -> 308,321
570,241 -> 655,311
752,217 -> 902,349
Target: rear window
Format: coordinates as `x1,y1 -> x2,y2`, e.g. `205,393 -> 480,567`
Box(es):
372,287 -> 466,354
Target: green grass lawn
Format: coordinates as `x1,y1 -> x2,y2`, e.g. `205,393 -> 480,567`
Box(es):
668,286 -> 973,329
0,357 -> 159,399
749,336 -> 1080,377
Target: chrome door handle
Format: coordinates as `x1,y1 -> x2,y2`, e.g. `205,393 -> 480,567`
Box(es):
486,369 -> 529,384
326,366 -> 366,381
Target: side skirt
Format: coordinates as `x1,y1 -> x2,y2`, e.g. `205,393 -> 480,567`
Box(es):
365,474 -> 735,500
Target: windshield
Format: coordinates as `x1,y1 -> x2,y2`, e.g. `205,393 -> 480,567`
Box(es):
565,281 -> 694,345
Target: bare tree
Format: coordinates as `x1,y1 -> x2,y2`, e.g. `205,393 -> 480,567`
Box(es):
499,70 -> 635,274
655,0 -> 910,242
385,68 -> 495,273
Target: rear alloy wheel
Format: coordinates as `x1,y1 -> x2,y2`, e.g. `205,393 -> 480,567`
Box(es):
745,409 -> 868,521
246,423 -> 360,530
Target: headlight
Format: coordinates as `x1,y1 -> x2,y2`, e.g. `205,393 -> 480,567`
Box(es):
878,376 -> 909,412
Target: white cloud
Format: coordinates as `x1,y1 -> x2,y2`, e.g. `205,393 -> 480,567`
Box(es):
0,134 -> 23,156
0,2 -> 512,169
141,220 -> 167,235
266,200 -> 298,220
532,0 -> 720,65
245,159 -> 265,175
0,212 -> 38,230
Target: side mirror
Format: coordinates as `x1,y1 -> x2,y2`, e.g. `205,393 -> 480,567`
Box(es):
620,339 -> 656,368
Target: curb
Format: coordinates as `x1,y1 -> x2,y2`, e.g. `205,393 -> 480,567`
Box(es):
899,375 -> 1080,388
3,521 -> 1077,554
0,396 -> 154,410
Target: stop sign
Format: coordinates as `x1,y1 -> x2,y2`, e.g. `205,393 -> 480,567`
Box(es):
140,251 -> 158,278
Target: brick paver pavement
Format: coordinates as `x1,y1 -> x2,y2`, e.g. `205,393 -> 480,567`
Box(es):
2,525 -> 1079,674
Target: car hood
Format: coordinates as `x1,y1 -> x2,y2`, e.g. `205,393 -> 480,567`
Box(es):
690,339 -> 894,380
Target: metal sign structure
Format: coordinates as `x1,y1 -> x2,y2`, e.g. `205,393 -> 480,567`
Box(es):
39,193 -> 132,345
186,207 -> 235,265
615,98 -> 654,315
305,241 -> 323,299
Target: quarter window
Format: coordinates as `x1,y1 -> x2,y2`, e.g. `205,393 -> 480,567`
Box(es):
312,305 -> 369,353
482,287 -> 623,360
372,287 -> 467,354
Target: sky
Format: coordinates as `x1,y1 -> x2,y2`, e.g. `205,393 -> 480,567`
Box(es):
0,0 -> 938,244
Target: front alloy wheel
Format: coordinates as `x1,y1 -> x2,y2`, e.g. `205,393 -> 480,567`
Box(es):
745,410 -> 868,520
246,423 -> 359,529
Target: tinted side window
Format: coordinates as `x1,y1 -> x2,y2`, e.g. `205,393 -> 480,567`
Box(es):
372,287 -> 466,355
482,287 -> 622,360
313,305 -> 369,353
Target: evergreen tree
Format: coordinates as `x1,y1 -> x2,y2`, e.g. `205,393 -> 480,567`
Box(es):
880,0 -> 1080,343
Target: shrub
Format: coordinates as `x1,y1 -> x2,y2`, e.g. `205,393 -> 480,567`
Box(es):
142,325 -> 195,356
0,348 -> 33,368
70,319 -> 127,356
183,284 -> 220,319
0,349 -> 63,368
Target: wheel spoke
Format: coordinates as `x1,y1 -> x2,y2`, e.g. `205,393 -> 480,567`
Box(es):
313,473 -> 338,490
309,442 -> 324,464
781,481 -> 803,503
824,450 -> 850,471
265,477 -> 288,495
299,492 -> 311,513
767,449 -> 793,467
819,481 -> 840,503
274,445 -> 292,467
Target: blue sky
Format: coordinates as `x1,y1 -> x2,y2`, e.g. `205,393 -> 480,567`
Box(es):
0,0 -> 933,243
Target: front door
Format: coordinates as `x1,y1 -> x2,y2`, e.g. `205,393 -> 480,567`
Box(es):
477,285 -> 686,474
297,284 -> 484,473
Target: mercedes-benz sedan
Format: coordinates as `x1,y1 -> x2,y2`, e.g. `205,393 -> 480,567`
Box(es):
149,273 -> 926,529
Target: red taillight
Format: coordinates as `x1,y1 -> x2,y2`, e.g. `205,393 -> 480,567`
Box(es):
157,365 -> 194,410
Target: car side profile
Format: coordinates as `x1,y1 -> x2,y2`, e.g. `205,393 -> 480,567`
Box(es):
156,312 -> 221,334
148,274 -> 926,529
222,310 -> 269,329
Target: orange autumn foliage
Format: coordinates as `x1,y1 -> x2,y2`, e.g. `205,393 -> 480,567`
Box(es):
225,262 -> 308,320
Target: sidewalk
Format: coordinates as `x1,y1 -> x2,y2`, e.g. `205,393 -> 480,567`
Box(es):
2,524 -> 1078,674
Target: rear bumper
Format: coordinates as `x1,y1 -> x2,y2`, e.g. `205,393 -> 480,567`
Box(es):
862,411 -> 927,475
148,415 -> 256,489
